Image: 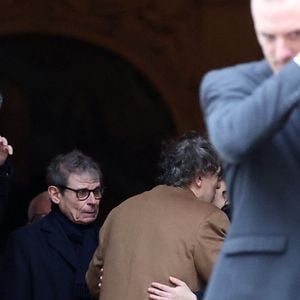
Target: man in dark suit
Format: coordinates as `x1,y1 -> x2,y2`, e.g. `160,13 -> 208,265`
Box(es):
199,0 -> 300,299
0,94 -> 13,227
86,132 -> 229,300
0,93 -> 14,298
0,135 -> 13,300
1,149 -> 103,300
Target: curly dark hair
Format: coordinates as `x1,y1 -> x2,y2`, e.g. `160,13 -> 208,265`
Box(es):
158,131 -> 220,187
46,149 -> 103,188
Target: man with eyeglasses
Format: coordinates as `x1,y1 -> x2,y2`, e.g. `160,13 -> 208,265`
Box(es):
1,149 -> 103,300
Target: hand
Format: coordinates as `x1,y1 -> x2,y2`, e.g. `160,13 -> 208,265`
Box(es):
98,267 -> 104,288
148,276 -> 197,300
0,136 -> 13,166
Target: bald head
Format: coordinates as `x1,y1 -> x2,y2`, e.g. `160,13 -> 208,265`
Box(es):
252,0 -> 298,3
251,0 -> 300,72
27,191 -> 52,223
251,0 -> 300,17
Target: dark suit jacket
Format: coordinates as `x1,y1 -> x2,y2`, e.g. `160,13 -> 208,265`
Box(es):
86,185 -> 229,300
0,160 -> 13,300
1,210 -> 96,300
200,59 -> 300,299
0,160 -> 12,227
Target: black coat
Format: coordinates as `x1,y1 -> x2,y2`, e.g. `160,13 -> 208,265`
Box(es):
1,210 -> 99,300
0,160 -> 11,227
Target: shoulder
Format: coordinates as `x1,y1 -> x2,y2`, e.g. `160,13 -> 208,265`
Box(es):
200,60 -> 271,110
3,224 -> 41,260
202,60 -> 270,89
194,200 -> 229,226
204,208 -> 230,228
8,221 -> 43,244
194,207 -> 229,242
109,185 -> 169,210
8,212 -> 56,243
204,59 -> 269,78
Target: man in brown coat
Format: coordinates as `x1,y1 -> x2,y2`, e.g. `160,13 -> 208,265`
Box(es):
86,132 -> 229,300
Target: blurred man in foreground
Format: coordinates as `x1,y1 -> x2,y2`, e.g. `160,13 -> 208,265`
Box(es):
200,0 -> 300,298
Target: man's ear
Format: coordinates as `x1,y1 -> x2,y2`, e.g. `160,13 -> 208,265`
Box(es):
195,176 -> 202,188
48,186 -> 61,204
188,176 -> 203,200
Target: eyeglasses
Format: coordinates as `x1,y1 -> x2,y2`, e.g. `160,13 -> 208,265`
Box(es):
58,185 -> 103,201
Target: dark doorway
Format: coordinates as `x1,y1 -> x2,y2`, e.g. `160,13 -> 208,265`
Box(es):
0,34 -> 176,239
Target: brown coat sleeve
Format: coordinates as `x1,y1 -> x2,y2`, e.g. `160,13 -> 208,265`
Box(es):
193,209 -> 229,282
85,225 -> 106,299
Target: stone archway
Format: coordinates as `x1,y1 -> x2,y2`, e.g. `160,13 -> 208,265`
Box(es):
0,0 -> 262,234
0,34 -> 176,231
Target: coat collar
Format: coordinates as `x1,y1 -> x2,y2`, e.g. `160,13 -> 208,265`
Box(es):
40,212 -> 77,269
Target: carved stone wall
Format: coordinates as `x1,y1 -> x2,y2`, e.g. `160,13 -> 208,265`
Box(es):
0,1 -> 263,231
0,0 -> 261,133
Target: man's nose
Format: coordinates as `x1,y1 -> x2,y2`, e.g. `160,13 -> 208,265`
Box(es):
87,192 -> 98,204
274,37 -> 293,63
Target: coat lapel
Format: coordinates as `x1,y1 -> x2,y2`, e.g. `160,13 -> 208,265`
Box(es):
41,214 -> 77,269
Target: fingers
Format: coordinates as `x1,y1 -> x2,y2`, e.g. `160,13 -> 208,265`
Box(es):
147,286 -> 169,300
168,276 -> 186,287
0,136 -> 13,155
6,144 -> 13,155
98,275 -> 102,287
98,275 -> 103,287
148,294 -> 167,300
150,282 -> 173,293
0,135 -> 8,143
98,267 -> 104,287
148,293 -> 168,300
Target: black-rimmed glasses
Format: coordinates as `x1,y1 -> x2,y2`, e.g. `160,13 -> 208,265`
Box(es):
58,185 -> 103,201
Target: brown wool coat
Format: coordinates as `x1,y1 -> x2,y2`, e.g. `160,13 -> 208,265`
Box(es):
86,185 -> 229,300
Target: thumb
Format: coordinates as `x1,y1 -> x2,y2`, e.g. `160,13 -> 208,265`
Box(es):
169,276 -> 185,287
7,145 -> 13,155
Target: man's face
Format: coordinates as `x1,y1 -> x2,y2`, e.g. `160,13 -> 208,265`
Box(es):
251,0 -> 300,72
200,172 -> 221,204
56,172 -> 101,224
212,180 -> 228,209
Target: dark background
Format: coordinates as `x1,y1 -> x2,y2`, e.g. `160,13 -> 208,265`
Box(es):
0,1 -> 262,240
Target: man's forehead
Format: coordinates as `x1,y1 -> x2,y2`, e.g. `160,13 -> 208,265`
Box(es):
252,0 -> 300,31
68,172 -> 99,184
251,0 -> 300,14
252,0 -> 300,6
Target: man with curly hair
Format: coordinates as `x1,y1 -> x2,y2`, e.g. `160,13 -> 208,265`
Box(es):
86,132 -> 229,300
